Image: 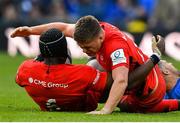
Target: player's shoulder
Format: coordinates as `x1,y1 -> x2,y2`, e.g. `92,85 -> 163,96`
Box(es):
99,21 -> 110,26
100,22 -> 118,30
100,22 -> 125,40
69,64 -> 97,73
70,64 -> 95,70
18,59 -> 42,70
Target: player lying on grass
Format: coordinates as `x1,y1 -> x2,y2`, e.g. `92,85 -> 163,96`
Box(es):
11,15 -> 167,114
159,60 -> 180,99
15,28 -> 180,113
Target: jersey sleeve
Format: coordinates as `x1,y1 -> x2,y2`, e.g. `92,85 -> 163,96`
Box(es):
15,61 -> 28,87
107,35 -> 130,70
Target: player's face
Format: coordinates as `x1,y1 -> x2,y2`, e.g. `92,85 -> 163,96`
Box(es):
78,31 -> 104,56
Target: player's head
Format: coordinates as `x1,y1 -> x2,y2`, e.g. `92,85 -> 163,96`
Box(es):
74,15 -> 104,56
159,60 -> 180,77
159,60 -> 180,92
39,28 -> 68,60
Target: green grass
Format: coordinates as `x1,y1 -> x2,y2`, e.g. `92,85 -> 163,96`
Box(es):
0,52 -> 180,122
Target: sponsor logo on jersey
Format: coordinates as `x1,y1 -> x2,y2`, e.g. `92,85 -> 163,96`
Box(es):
28,77 -> 68,88
110,49 -> 127,66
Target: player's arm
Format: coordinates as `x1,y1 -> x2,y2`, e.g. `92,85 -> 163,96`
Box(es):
10,22 -> 75,38
127,54 -> 160,90
88,66 -> 128,114
128,35 -> 164,89
103,66 -> 128,114
87,55 -> 160,90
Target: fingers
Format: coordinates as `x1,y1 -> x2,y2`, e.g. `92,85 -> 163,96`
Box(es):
86,108 -> 112,115
47,99 -> 56,103
10,28 -> 17,38
86,111 -> 104,115
152,36 -> 156,42
46,99 -> 61,111
154,35 -> 158,42
152,35 -> 163,46
10,27 -> 21,38
155,35 -> 162,43
152,36 -> 157,48
152,35 -> 162,43
151,36 -> 161,57
10,26 -> 29,38
155,35 -> 159,42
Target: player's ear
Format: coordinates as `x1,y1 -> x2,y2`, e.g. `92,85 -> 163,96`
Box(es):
99,30 -> 105,41
162,69 -> 169,75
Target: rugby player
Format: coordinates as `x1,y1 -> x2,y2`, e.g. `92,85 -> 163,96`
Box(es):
12,15 -> 178,114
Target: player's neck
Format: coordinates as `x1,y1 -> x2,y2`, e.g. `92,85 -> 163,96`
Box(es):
44,57 -> 66,65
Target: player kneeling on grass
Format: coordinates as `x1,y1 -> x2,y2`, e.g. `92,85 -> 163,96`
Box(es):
15,28 -> 180,113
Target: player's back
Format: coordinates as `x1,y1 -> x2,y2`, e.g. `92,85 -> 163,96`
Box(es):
16,59 -> 105,111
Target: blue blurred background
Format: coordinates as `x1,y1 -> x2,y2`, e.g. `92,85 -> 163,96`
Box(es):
0,0 -> 180,60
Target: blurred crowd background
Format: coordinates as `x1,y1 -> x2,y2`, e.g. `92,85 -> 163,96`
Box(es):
1,0 -> 180,30
0,0 -> 180,47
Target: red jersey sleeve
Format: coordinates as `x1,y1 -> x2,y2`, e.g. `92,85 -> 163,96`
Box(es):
106,35 -> 130,70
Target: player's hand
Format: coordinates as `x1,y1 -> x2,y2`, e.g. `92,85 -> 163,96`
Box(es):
86,108 -> 112,115
46,99 -> 61,111
10,26 -> 32,38
152,35 -> 165,58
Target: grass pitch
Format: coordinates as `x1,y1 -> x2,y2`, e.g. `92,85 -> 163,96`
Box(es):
0,52 -> 180,122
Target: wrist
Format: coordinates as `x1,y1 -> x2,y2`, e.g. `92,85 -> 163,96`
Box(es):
101,107 -> 113,114
30,26 -> 40,35
29,27 -> 34,34
150,53 -> 160,65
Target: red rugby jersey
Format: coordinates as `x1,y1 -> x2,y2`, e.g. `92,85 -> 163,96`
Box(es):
97,22 -> 162,95
97,22 -> 149,72
16,60 -> 107,111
